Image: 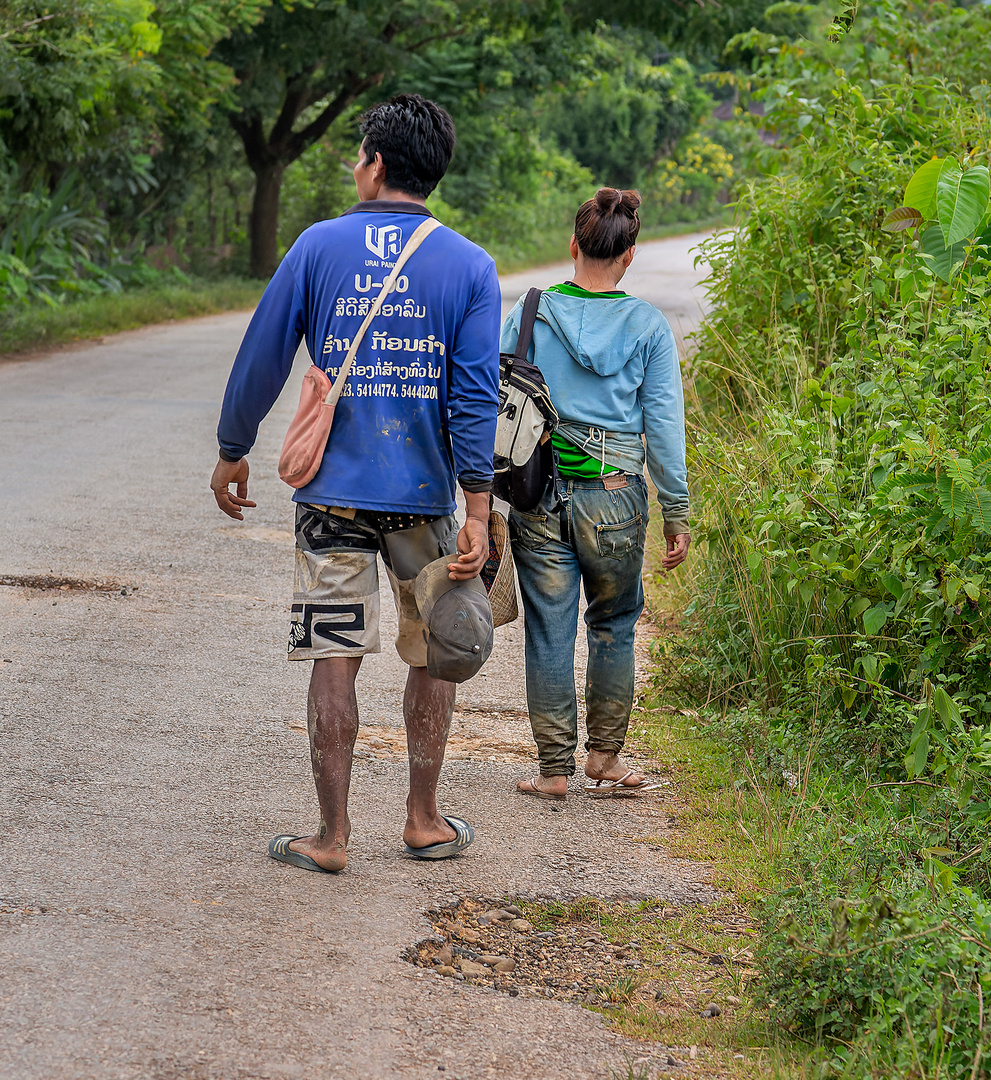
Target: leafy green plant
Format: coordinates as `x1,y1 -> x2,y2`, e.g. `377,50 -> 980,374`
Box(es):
758,784 -> 991,1079
642,130 -> 734,226
675,3 -> 991,1075
0,174 -> 120,305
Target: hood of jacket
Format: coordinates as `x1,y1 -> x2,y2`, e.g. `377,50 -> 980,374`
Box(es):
537,290 -> 656,377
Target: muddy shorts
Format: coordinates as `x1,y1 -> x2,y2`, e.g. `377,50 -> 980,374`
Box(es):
288,504 -> 459,666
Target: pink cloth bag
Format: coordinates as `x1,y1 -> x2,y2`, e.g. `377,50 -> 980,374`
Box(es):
278,217 -> 442,489
278,366 -> 336,488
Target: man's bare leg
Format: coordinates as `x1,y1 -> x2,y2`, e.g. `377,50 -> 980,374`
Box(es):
288,656 -> 362,871
402,665 -> 459,850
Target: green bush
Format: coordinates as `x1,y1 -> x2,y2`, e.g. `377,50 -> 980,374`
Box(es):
676,2 -> 991,1075
545,49 -> 710,191
692,2 -> 991,411
759,782 -> 991,1078
0,173 -> 121,305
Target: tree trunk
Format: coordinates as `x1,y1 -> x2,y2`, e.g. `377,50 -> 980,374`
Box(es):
249,161 -> 284,279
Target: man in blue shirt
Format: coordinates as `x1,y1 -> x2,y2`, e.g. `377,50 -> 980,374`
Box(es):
210,95 -> 501,872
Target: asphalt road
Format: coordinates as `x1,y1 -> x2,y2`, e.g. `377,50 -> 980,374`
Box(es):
0,232 -> 714,1080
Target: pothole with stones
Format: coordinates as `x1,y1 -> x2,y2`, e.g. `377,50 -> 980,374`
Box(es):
407,898 -> 758,1075
0,574 -> 131,594
409,897 -> 657,1004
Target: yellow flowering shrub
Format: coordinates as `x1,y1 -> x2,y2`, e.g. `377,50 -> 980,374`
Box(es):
643,132 -> 734,224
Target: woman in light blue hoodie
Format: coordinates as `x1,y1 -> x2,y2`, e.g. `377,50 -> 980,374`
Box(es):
501,188 -> 691,800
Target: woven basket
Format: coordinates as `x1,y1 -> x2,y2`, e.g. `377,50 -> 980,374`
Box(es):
481,510 -> 519,627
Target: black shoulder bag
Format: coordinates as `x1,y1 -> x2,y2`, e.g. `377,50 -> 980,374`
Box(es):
491,288 -> 559,512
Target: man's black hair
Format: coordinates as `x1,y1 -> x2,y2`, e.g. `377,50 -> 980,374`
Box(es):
358,94 -> 456,199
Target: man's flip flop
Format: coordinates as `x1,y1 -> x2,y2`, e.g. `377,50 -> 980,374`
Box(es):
517,777 -> 566,802
585,771 -> 664,797
404,816 -> 475,860
268,834 -> 338,873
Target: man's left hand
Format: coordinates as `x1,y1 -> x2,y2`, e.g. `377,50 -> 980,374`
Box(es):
449,515 -> 487,580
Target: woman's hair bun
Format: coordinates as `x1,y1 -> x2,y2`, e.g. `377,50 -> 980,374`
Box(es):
595,187 -> 623,214
574,187 -> 642,260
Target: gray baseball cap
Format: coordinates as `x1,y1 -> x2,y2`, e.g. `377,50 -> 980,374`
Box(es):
414,557 -> 494,683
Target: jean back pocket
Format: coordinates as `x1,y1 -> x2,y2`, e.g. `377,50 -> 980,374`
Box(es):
595,515 -> 643,560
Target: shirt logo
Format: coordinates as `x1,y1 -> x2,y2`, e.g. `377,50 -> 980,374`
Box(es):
365,224 -> 403,259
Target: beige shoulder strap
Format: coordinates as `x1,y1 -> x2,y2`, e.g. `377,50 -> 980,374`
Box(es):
324,215 -> 443,405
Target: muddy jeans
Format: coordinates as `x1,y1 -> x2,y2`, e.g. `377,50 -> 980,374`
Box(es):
509,475 -> 647,777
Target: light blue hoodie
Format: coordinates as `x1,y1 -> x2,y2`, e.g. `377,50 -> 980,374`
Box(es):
501,289 -> 690,535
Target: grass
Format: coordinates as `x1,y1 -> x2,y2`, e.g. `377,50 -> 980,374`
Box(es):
0,277 -> 265,357
637,449 -> 991,1078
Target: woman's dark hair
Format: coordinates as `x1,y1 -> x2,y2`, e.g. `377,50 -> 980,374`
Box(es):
358,94 -> 456,199
574,188 -> 641,260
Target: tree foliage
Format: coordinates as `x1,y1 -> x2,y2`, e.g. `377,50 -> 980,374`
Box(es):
213,0 -> 482,276
545,35 -> 709,190
0,0 -> 730,303
0,0 -> 162,182
569,0 -> 809,66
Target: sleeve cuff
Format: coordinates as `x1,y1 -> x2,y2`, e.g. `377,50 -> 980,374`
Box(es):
662,516 -> 690,537
219,448 -> 243,463
459,473 -> 493,494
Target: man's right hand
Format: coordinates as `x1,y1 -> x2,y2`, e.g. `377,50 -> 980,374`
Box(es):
211,456 -> 257,520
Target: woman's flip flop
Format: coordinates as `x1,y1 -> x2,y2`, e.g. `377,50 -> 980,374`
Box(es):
517,777 -> 567,802
585,771 -> 663,797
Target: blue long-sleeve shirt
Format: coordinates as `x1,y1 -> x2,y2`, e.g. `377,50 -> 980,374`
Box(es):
218,201 -> 501,514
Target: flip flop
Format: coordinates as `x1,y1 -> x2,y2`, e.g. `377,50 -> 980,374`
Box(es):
584,771 -> 664,797
404,815 -> 475,860
517,777 -> 566,802
268,834 -> 339,873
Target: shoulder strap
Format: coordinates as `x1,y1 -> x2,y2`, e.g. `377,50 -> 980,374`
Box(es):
513,287 -> 543,363
324,215 -> 443,405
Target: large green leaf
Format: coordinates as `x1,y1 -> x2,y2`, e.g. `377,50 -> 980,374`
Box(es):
937,159 -> 990,246
932,685 -> 962,726
903,157 -> 943,217
912,731 -> 930,777
863,603 -> 889,636
921,225 -> 968,282
849,595 -> 871,619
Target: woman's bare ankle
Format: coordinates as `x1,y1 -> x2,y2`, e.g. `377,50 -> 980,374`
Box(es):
585,751 -> 641,783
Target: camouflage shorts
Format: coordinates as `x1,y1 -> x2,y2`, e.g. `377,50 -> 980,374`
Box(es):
288,504 -> 458,666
